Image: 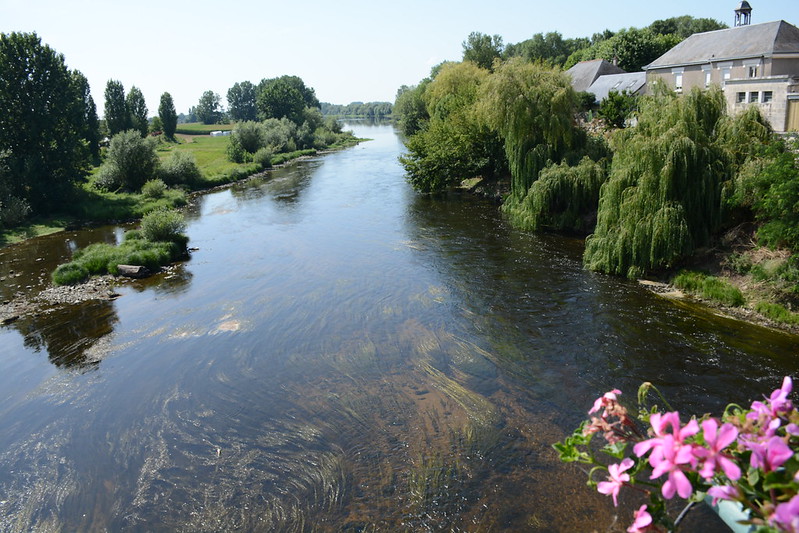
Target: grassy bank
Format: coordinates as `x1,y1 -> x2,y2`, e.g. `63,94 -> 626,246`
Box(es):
1,127 -> 364,247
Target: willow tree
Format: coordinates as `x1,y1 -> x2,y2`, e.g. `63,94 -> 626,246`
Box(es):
583,86 -> 772,278
478,58 -> 582,227
400,61 -> 505,192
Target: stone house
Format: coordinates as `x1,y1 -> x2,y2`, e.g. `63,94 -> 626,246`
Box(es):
644,3 -> 799,132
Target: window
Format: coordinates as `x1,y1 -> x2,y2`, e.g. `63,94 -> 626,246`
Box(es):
705,70 -> 712,87
736,92 -> 746,103
749,92 -> 760,103
722,68 -> 731,82
748,66 -> 759,78
702,66 -> 712,88
674,72 -> 683,92
763,91 -> 773,103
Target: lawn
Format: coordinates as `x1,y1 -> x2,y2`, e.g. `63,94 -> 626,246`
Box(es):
174,122 -> 234,135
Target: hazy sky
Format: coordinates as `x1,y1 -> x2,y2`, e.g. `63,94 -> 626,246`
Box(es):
2,0 -> 797,116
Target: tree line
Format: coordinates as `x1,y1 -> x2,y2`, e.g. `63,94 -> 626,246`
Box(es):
395,18 -> 799,283
320,101 -> 393,118
462,15 -> 726,73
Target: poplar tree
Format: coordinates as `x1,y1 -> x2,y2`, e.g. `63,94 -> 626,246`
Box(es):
159,92 -> 178,140
104,80 -> 130,136
126,86 -> 148,137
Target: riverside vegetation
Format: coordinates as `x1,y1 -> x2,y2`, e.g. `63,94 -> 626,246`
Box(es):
394,20 -> 799,330
0,31 -> 360,284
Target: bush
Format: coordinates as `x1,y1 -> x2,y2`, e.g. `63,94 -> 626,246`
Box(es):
597,90 -> 638,129
233,121 -> 268,153
140,208 -> 187,243
141,179 -> 167,198
226,135 -> 249,163
52,262 -> 89,285
160,151 -> 202,185
253,147 -> 273,169
0,195 -> 32,228
96,130 -> 160,191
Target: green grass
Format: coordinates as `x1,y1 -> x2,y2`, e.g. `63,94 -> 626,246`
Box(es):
70,185 -> 188,222
0,217 -> 75,246
672,270 -> 745,307
754,301 -> 799,325
174,122 -> 234,135
52,212 -> 188,285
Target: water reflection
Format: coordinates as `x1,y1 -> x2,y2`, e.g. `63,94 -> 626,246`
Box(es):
13,299 -> 118,370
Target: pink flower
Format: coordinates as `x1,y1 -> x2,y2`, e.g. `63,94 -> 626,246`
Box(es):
627,504 -> 653,533
748,376 -> 793,424
707,485 -> 740,505
634,412 -> 699,458
693,419 -> 741,481
771,494 -> 799,533
649,435 -> 695,499
745,436 -> 794,472
597,458 -> 634,506
590,389 -> 622,415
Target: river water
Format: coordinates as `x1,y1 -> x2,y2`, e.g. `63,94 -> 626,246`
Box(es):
0,122 -> 797,532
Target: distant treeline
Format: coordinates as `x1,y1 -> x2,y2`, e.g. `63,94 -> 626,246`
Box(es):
320,101 -> 393,117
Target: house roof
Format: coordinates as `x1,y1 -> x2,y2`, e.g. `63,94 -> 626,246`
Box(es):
646,20 -> 799,70
586,72 -> 647,101
566,59 -> 626,93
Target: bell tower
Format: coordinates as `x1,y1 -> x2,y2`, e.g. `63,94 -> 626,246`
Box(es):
735,1 -> 752,26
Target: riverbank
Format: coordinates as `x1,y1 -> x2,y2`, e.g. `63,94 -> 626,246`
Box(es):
0,135 -> 365,248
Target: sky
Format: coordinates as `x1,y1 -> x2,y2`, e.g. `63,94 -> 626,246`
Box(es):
2,0 -> 797,117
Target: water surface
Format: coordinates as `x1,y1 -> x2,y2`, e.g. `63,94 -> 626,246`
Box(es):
0,123 -> 797,531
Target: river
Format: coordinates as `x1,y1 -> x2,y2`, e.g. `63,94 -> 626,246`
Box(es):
0,122 -> 797,532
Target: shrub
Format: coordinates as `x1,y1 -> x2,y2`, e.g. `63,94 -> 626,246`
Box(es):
141,179 -> 167,198
225,134 -> 250,163
160,151 -> 201,185
52,263 -> 89,285
233,121 -> 268,153
97,130 -> 160,191
253,147 -> 273,169
0,195 -> 31,228
140,208 -> 187,243
597,90 -> 637,129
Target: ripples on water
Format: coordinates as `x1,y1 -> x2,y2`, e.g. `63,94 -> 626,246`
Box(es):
0,123 -> 797,531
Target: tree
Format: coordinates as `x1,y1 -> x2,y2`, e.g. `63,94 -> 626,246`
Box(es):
104,79 -> 130,136
0,32 -> 89,213
649,15 -> 727,39
126,86 -> 148,137
478,58 -> 578,198
564,28 -> 679,72
394,83 -> 430,137
583,87 -> 772,278
72,70 -> 101,161
159,92 -> 178,139
400,62 -> 505,192
504,32 -> 589,67
257,78 -> 305,123
227,81 -> 257,122
196,90 -> 222,124
462,32 -> 504,71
